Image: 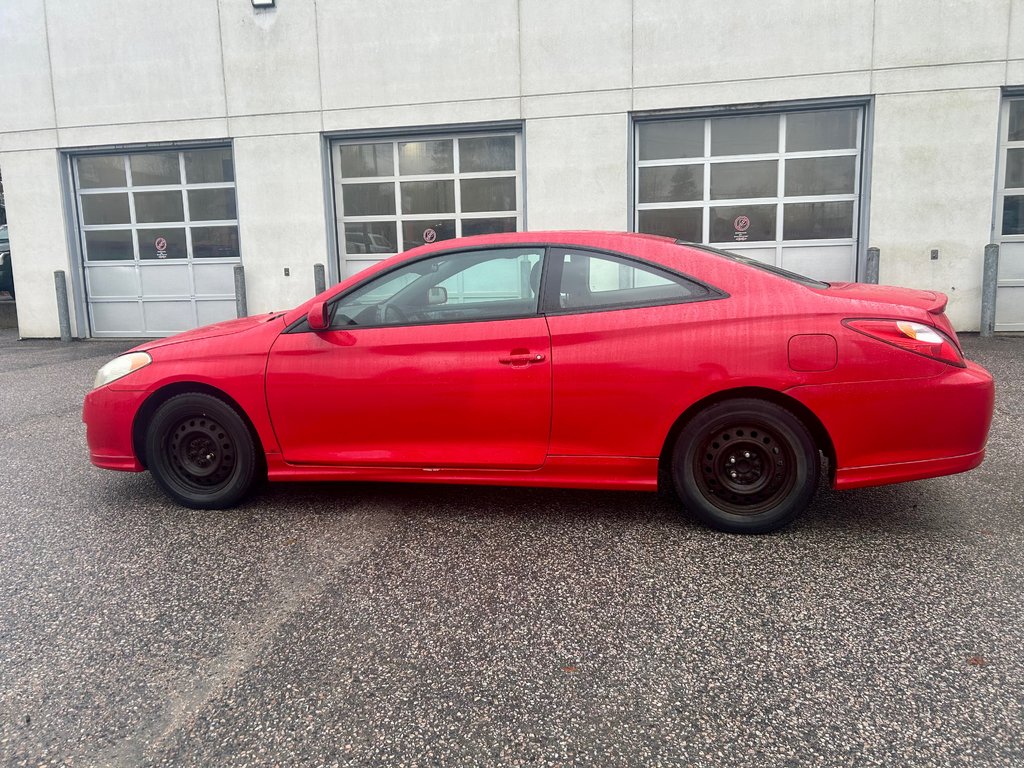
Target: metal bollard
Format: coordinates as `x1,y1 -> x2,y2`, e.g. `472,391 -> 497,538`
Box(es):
980,243 -> 999,338
864,247 -> 880,285
314,263 -> 326,295
54,270 -> 72,342
233,264 -> 247,318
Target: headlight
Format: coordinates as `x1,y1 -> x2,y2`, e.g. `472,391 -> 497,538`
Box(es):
93,352 -> 152,389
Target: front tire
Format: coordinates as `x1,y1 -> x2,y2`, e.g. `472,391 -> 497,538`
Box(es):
145,393 -> 258,509
672,398 -> 819,534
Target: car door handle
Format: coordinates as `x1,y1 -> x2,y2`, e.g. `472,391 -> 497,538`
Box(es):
498,351 -> 546,366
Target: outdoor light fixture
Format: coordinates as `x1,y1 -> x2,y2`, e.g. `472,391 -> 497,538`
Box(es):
251,0 -> 275,7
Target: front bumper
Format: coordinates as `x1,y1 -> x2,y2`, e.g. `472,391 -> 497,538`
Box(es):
83,385 -> 145,472
787,360 -> 995,490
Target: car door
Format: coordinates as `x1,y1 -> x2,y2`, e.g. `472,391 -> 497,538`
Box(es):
541,247 -> 723,458
265,247 -> 551,469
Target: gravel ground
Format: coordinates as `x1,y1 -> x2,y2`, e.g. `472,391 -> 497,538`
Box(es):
0,330 -> 1021,767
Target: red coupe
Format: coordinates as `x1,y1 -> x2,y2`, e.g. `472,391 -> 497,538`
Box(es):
83,232 -> 994,533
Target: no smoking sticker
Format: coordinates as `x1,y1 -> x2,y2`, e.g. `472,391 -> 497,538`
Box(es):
733,215 -> 750,242
422,228 -> 437,244
154,236 -> 169,258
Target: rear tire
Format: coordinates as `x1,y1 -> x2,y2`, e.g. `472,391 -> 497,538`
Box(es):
145,393 -> 258,509
672,398 -> 819,534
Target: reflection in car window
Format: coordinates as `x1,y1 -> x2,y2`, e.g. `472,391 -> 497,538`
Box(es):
326,248 -> 544,329
551,250 -> 710,312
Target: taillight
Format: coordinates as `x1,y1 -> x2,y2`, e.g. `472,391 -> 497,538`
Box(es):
844,319 -> 966,367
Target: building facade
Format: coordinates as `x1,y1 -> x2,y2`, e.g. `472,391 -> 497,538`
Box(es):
2,0 -> 1023,338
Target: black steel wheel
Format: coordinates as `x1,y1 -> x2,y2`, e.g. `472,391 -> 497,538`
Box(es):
145,393 -> 258,509
672,398 -> 819,533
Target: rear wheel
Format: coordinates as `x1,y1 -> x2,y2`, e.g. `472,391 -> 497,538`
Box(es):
145,393 -> 258,509
672,398 -> 819,533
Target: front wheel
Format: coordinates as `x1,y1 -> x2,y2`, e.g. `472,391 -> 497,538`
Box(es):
672,398 -> 819,534
145,393 -> 258,509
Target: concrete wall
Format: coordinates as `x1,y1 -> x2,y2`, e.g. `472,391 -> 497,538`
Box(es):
1,0 -> 1022,335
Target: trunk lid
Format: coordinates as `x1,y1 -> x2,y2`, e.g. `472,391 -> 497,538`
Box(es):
820,282 -> 957,341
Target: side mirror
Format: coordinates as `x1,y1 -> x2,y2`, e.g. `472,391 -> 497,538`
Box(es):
307,299 -> 329,331
428,286 -> 448,306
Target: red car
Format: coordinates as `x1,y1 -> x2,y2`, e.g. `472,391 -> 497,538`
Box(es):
83,231 -> 994,533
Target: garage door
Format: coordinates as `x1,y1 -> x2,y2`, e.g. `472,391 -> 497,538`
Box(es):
74,148 -> 241,337
634,107 -> 865,283
995,96 -> 1024,331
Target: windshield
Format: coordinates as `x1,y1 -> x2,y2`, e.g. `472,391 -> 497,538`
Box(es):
676,241 -> 830,289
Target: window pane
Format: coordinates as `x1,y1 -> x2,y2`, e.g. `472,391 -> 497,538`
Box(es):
344,222 -> 397,254
637,208 -> 702,242
192,226 -> 240,259
459,136 -> 515,172
783,201 -> 854,240
401,180 -> 455,215
138,228 -> 187,259
556,251 -> 706,311
78,156 -> 126,188
710,160 -> 777,200
184,148 -> 235,183
461,177 -> 516,212
134,190 -> 184,223
1009,101 -> 1024,142
188,188 -> 237,221
402,220 -> 455,249
85,229 -> 133,260
462,217 -> 517,237
338,143 -> 393,178
786,109 -> 858,151
785,156 -> 857,196
438,251 -> 540,305
342,183 -> 396,216
329,248 -> 541,328
398,140 -> 453,175
638,165 -> 702,203
1002,195 -> 1024,235
710,204 -> 776,242
1005,148 -> 1024,189
638,121 -> 704,160
710,114 -> 779,156
81,193 -> 130,225
130,153 -> 180,186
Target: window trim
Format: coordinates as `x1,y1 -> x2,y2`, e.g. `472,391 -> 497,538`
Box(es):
287,244 -> 549,333
287,242 -> 727,333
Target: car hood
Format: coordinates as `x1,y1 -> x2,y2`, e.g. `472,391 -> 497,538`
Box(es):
132,313 -> 286,352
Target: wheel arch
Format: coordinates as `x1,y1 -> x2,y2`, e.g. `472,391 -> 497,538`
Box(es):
132,382 -> 266,474
657,387 -> 836,492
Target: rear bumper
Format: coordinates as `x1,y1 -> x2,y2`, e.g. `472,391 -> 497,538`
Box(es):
83,385 -> 144,472
834,449 -> 985,490
787,360 -> 994,490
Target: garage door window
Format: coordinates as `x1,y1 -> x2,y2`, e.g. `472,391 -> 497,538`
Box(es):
74,148 -> 240,337
634,107 -> 864,282
332,132 -> 523,279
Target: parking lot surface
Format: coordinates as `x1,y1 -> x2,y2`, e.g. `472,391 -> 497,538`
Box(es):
0,329 -> 1022,767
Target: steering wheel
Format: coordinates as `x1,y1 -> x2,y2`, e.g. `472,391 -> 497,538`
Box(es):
379,303 -> 409,325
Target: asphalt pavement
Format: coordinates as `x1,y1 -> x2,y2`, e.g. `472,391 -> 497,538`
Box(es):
0,329 -> 1021,767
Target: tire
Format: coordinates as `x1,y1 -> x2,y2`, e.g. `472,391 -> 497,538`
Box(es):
144,392 -> 258,509
671,398 -> 819,534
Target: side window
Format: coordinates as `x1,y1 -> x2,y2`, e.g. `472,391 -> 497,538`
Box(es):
552,250 -> 709,312
327,248 -> 544,328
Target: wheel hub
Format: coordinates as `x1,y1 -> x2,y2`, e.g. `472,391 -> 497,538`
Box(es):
168,417 -> 235,487
694,424 -> 794,515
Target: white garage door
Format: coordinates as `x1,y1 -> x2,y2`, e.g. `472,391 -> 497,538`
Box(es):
634,107 -> 865,283
995,97 -> 1024,331
74,148 -> 241,337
